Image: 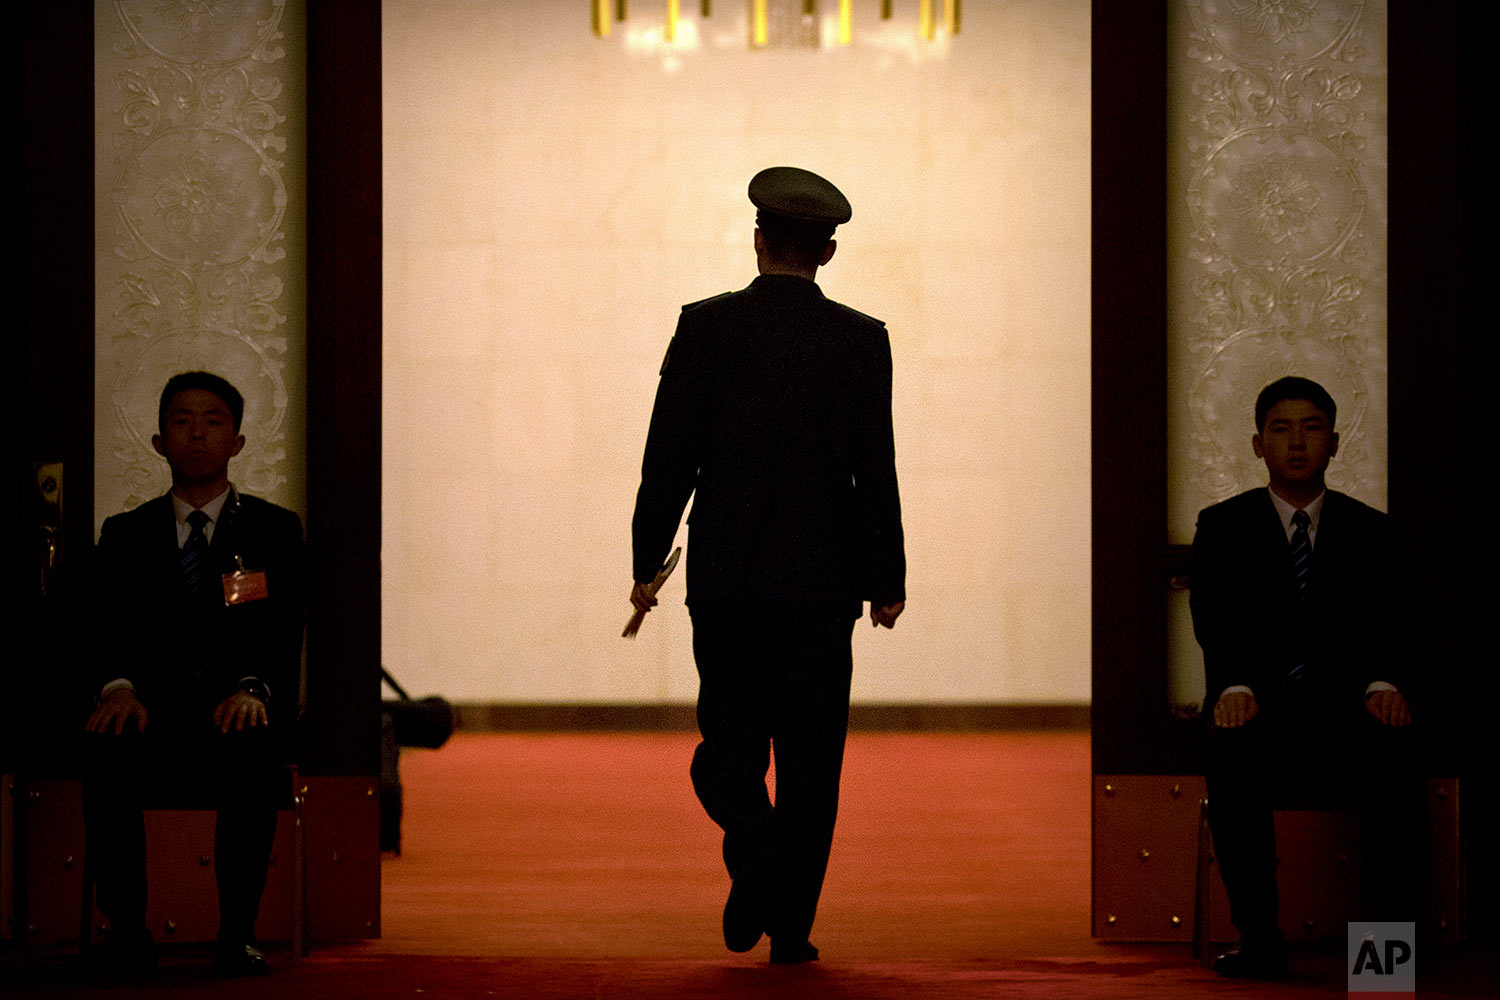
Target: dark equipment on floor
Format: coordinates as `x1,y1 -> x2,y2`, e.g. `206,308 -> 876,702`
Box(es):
380,669 -> 453,854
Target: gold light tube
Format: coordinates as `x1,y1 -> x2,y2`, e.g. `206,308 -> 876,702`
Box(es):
919,0 -> 934,41
702,0 -> 711,14
592,0 -> 611,36
616,0 -> 628,20
751,0 -> 768,47
666,0 -> 679,41
880,0 -> 892,19
946,0 -> 961,35
838,0 -> 852,45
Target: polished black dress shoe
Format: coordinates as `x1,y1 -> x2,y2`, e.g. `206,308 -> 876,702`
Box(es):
89,926 -> 157,977
214,943 -> 272,977
769,939 -> 819,964
1211,940 -> 1288,979
723,850 -> 772,953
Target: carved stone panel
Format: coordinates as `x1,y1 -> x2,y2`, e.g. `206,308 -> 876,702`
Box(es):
1167,0 -> 1387,543
94,0 -> 306,528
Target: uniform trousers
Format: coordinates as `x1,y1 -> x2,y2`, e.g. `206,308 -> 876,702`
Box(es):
688,602 -> 856,944
82,697 -> 282,946
1204,688 -> 1423,942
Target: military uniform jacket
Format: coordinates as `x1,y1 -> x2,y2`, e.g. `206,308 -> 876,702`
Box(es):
1189,487 -> 1402,712
632,273 -> 906,611
92,490 -> 305,710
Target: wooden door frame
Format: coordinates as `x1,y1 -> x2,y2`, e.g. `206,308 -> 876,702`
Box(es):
304,0 -> 382,779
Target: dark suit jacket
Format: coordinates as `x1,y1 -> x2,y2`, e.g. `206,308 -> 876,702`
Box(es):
632,274 -> 906,611
1190,487 -> 1401,713
93,490 -> 305,713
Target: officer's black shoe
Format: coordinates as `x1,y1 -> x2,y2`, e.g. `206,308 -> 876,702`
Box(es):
89,925 -> 157,977
1211,935 -> 1287,979
213,942 -> 271,977
723,850 -> 772,952
769,939 -> 819,964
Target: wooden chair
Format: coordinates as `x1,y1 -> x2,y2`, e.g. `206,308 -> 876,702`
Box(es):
1193,796 -> 1366,967
77,764 -> 305,964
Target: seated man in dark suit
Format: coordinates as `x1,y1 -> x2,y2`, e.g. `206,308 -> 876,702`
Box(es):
1191,376 -> 1421,979
83,371 -> 304,977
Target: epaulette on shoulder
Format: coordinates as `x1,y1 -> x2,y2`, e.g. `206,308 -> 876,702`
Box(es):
681,291 -> 734,313
827,299 -> 886,330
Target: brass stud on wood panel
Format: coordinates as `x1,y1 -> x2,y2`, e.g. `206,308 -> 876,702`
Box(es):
1171,915 -> 1181,926
1169,784 -> 1182,798
199,854 -> 212,866
27,922 -> 39,935
1139,849 -> 1150,861
367,786 -> 376,796
165,920 -> 178,934
1303,919 -> 1316,930
1104,784 -> 1115,796
63,855 -> 74,870
1106,914 -> 1117,925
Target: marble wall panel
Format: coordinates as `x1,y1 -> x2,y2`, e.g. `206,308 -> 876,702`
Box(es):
1167,0 -> 1388,543
95,0 -> 307,528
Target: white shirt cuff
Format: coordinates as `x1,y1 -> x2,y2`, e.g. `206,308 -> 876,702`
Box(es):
1365,681 -> 1398,695
238,676 -> 270,700
100,678 -> 135,699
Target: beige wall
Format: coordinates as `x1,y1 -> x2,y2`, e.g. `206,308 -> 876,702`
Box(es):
382,0 -> 1091,704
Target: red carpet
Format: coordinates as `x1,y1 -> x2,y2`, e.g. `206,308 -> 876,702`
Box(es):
380,732 -> 1094,960
5,732 -> 1493,998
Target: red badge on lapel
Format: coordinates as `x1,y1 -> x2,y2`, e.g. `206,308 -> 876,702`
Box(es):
223,568 -> 269,605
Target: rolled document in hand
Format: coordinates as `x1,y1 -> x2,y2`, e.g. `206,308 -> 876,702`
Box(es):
622,546 -> 682,639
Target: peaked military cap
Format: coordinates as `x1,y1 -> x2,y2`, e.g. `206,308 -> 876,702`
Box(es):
748,167 -> 852,225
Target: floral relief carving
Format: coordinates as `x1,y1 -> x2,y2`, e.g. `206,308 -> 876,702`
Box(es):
114,0 -> 286,68
98,0 -> 296,514
1170,0 -> 1386,527
1230,155 -> 1322,244
155,151 -> 235,240
1229,0 -> 1319,44
153,0 -> 245,42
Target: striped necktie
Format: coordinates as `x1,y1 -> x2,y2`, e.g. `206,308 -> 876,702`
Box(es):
181,509 -> 211,597
1285,509 -> 1312,683
1289,509 -> 1312,596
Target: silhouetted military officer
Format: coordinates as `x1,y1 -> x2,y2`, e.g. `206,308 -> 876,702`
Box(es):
630,167 -> 906,963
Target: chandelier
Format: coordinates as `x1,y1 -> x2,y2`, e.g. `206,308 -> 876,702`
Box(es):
591,1 -> 962,48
